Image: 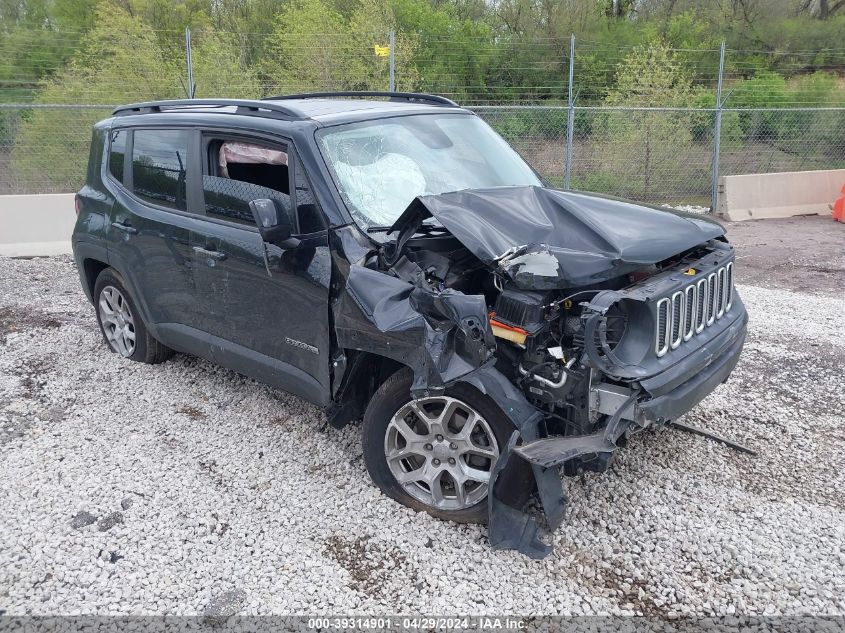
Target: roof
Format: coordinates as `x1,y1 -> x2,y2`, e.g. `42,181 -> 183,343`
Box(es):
264,98 -> 455,123
111,93 -> 469,127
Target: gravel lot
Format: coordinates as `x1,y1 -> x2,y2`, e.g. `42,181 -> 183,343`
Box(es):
0,217 -> 843,617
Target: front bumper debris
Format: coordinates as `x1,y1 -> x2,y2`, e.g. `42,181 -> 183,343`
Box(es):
483,312 -> 748,559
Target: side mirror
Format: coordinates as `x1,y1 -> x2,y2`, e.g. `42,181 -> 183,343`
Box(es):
249,198 -> 300,249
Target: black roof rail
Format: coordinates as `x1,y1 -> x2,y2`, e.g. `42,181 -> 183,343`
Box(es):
261,91 -> 459,107
112,99 -> 305,120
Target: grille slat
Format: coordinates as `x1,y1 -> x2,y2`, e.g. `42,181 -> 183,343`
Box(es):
683,285 -> 696,341
695,278 -> 707,334
670,291 -> 684,349
716,268 -> 726,319
725,262 -> 734,310
655,298 -> 670,356
706,272 -> 718,326
655,263 -> 735,358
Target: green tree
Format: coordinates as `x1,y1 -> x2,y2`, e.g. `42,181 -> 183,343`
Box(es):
206,0 -> 280,65
599,41 -> 701,200
261,0 -> 351,93
389,0 -> 496,102
10,1 -> 181,191
190,29 -> 261,98
124,0 -> 213,55
728,71 -> 788,141
778,72 -> 845,163
261,0 -> 418,94
348,0 -> 418,91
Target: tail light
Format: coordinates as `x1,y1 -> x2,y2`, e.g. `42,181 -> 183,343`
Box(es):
74,194 -> 81,216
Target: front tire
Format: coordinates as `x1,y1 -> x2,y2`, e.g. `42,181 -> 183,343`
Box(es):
93,268 -> 172,364
362,368 -> 532,523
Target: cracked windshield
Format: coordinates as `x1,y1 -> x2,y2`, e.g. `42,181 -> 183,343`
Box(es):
317,113 -> 541,230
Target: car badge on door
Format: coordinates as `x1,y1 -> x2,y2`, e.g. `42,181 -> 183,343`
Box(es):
284,337 -> 319,355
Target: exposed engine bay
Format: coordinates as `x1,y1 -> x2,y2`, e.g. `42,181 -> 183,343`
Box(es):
333,186 -> 748,558
381,221 -> 724,468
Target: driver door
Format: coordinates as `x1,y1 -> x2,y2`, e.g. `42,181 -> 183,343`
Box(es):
189,131 -> 332,406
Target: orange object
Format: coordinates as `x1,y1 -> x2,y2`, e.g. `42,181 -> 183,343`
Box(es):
489,312 -> 529,345
833,183 -> 845,223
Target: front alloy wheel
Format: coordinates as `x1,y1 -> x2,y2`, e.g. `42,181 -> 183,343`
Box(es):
362,368 -> 533,524
385,395 -> 500,511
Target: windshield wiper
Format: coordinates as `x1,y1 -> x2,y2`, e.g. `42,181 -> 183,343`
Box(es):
367,224 -> 447,234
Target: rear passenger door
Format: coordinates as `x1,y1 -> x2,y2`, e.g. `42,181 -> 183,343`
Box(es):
105,127 -> 201,329
189,131 -> 332,405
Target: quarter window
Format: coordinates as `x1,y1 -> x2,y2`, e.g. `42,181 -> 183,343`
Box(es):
108,130 -> 127,183
132,129 -> 189,211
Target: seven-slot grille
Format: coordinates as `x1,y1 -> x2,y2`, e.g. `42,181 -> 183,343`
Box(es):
655,262 -> 733,357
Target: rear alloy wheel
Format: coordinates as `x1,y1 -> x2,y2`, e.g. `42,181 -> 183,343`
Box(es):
362,368 -> 533,523
98,285 -> 136,357
93,268 -> 173,364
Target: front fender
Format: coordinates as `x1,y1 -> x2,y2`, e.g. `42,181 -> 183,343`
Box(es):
333,265 -> 495,396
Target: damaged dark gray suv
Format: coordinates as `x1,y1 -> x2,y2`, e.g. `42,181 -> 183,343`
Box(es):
73,92 -> 747,557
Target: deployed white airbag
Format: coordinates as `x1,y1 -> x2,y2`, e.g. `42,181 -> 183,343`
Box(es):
219,142 -> 288,178
333,153 -> 427,226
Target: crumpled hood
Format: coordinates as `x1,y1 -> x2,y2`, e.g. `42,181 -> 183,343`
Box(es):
388,186 -> 726,288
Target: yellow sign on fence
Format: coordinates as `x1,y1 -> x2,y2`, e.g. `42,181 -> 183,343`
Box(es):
374,44 -> 390,57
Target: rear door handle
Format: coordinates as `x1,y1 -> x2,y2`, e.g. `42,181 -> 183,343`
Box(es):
111,221 -> 138,235
192,246 -> 227,261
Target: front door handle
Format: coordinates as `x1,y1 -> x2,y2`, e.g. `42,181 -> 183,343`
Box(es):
192,245 -> 227,261
111,221 -> 138,235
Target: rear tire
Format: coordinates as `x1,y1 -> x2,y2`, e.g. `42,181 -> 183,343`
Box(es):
362,367 -> 533,524
93,268 -> 173,364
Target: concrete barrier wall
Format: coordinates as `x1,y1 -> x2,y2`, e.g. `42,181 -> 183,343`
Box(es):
717,169 -> 845,222
1,172 -> 842,257
0,194 -> 76,257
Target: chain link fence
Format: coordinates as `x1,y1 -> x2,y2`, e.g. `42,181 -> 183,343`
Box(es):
1,104 -> 112,194
2,31 -> 845,205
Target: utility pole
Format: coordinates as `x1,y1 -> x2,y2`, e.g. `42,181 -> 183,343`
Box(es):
389,30 -> 395,92
564,34 -> 576,190
710,41 -> 726,213
185,28 -> 195,99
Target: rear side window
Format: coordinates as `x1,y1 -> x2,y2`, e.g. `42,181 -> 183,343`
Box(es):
108,130 -> 127,183
132,129 -> 189,211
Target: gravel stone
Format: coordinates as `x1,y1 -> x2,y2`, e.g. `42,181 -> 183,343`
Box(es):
96,512 -> 124,532
69,511 -> 96,530
203,589 -> 247,623
0,227 -> 843,617
120,497 -> 133,511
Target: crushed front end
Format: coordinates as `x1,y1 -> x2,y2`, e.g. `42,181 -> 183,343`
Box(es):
483,239 -> 747,557
334,186 -> 747,558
